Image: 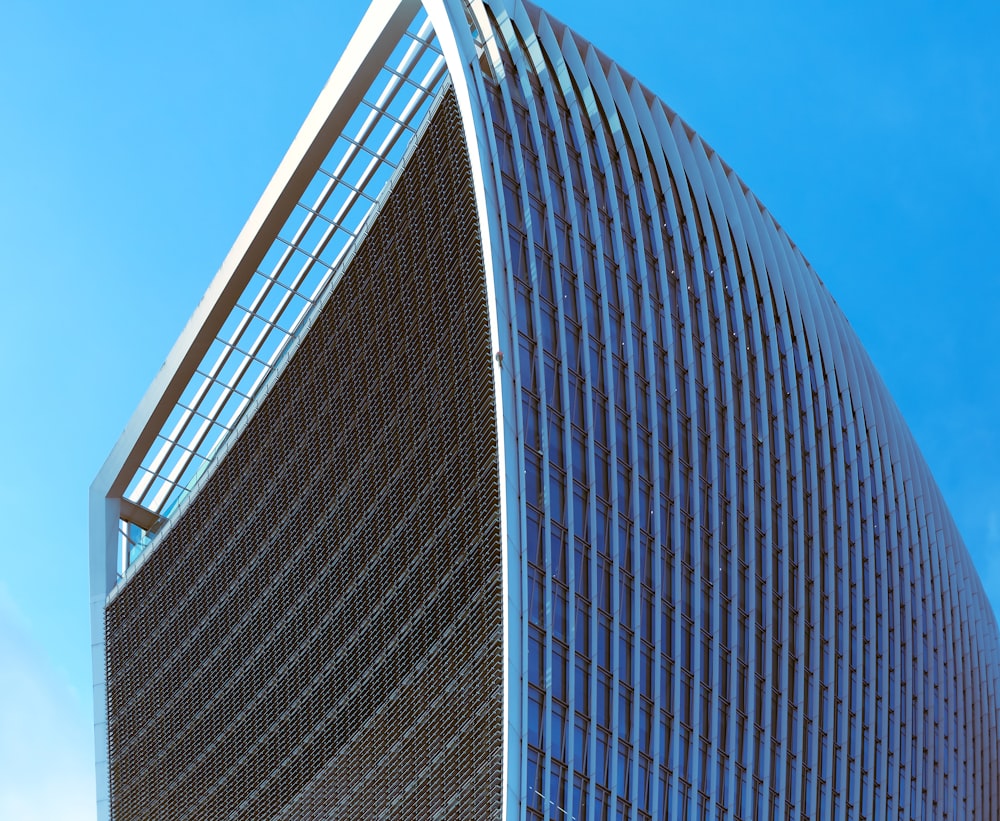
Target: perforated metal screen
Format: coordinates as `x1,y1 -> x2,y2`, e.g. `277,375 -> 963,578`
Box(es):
105,91 -> 503,821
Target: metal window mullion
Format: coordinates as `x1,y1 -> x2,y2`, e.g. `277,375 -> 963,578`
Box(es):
131,363 -> 229,504
648,100 -> 695,816
581,84 -> 625,821
695,126 -> 775,815
258,253 -> 321,311
601,63 -> 664,820
565,24 -> 620,817
628,79 -> 691,821
125,464 -> 159,508
744,180 -> 812,800
748,189 -> 814,802
489,54 -> 536,821
854,401 -> 880,818
175,388 -> 248,430
478,62 -> 532,821
344,35 -> 432,167
698,132 -> 759,821
530,25 -> 590,818
504,40 -> 557,821
810,347 -> 836,819
245,274 -> 307,346
358,93 -> 421,136
723,145 -> 811,814
257,241 -> 301,294
868,415 -> 894,820
161,382 -> 239,482
752,204 -> 814,812
398,25 -> 442,56
223,308 -> 292,390
562,81 -> 601,821
324,18 -> 437,187
618,79 -> 662,821
522,41 -> 575,818
305,177 -> 380,219
143,431 -> 205,467
329,149 -> 393,228
202,363 -> 254,429
768,223 -> 812,792
239,269 -> 316,336
188,350 -> 253,429
147,415 -> 219,510
278,232 -> 340,299
338,58 -> 447,217
129,432 -> 182,505
324,126 -> 393,172
239,246 -> 314,335
371,56 -> 441,100
707,121 -> 771,790
197,336 -> 248,401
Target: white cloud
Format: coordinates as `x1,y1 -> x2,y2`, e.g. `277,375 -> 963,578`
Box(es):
0,592 -> 95,821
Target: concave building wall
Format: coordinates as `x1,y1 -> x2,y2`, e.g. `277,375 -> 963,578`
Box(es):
476,2 -> 1000,819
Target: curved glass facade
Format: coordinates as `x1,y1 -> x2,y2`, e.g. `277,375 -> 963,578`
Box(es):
92,1 -> 1000,819
474,3 -> 1000,819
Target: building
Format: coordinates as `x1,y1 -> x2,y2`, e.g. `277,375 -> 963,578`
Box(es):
89,0 -> 1000,818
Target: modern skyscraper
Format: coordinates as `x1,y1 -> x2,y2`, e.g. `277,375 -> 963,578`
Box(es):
90,0 -> 1000,819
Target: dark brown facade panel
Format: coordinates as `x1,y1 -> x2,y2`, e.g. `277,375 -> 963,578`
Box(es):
105,91 -> 503,821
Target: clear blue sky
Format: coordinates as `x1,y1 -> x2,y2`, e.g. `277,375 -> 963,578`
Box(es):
1,0 -> 997,816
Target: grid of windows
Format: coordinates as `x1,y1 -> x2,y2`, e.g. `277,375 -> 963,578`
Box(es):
474,2 -> 1000,819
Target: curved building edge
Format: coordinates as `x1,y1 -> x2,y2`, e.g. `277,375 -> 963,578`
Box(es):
454,0 -> 1000,817
89,0 -> 1000,819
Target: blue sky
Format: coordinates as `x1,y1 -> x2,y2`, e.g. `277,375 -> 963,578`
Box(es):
1,0 -> 997,816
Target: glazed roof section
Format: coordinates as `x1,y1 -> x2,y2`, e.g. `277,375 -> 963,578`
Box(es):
105,5 -> 448,580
